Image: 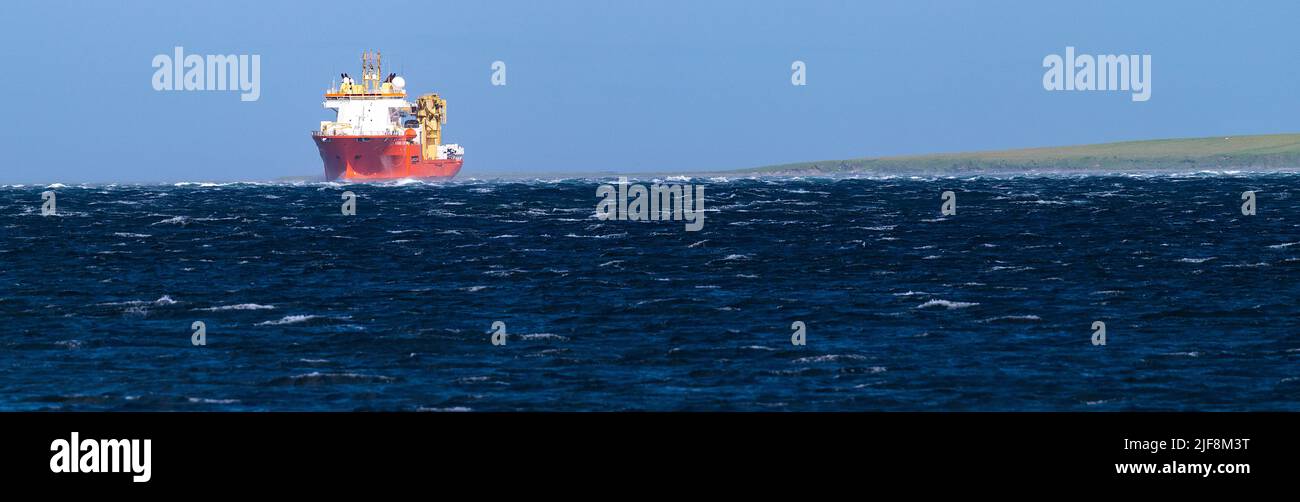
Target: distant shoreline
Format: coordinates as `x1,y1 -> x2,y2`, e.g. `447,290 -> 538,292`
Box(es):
723,133 -> 1300,177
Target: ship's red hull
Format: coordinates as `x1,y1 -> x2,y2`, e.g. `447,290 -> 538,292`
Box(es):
312,134 -> 463,181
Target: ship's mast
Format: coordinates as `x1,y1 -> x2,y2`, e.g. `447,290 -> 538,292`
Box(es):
363,51 -> 370,91
343,51 -> 393,94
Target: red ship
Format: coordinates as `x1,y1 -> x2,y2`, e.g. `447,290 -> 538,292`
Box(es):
312,51 -> 464,181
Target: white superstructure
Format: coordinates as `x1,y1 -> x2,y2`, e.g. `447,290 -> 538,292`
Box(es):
320,97 -> 412,136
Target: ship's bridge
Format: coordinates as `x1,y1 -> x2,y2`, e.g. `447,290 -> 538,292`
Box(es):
321,97 -> 413,136
318,51 -> 416,136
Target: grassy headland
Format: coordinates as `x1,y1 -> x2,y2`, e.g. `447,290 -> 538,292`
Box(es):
739,133 -> 1300,176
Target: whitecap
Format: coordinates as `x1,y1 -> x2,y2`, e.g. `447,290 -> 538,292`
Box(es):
793,354 -> 869,363
151,216 -> 190,226
916,299 -> 979,309
519,333 -> 568,341
279,372 -> 394,383
565,232 -> 628,239
257,314 -> 321,326
188,397 -> 240,404
198,303 -> 275,311
979,315 -> 1042,323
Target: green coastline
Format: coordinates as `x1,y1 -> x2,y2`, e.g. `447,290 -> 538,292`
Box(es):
738,133 -> 1300,176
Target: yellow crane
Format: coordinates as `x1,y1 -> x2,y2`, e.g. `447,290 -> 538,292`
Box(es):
415,93 -> 447,161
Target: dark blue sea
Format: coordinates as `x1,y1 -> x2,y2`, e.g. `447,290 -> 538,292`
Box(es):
2,174 -> 1298,411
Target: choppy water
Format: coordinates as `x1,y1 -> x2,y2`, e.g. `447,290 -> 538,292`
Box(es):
2,174 -> 1298,410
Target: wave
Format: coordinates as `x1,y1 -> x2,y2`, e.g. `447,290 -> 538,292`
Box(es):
518,333 -> 568,341
187,397 -> 240,404
199,303 -> 275,312
793,354 -> 869,363
99,295 -> 176,307
256,314 -> 329,326
268,372 -> 396,385
417,406 -> 473,412
916,299 -> 979,309
979,315 -> 1042,323
151,216 -> 190,226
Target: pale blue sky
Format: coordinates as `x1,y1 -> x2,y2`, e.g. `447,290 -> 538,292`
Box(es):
2,0 -> 1298,182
